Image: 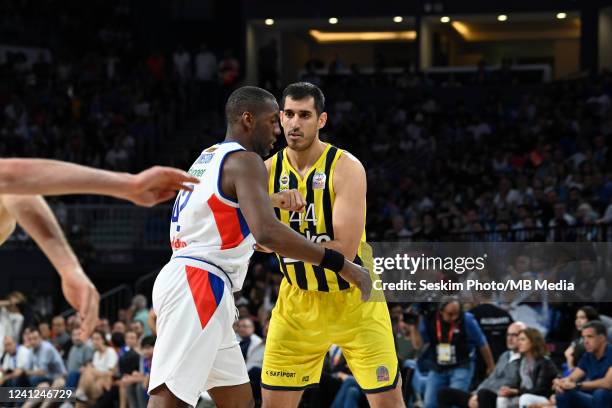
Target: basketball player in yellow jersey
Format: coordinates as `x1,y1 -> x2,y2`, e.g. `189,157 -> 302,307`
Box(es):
262,82 -> 404,407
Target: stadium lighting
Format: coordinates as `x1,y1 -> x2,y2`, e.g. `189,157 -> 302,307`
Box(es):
556,12 -> 567,20
309,29 -> 417,43
329,17 -> 339,25
264,18 -> 274,26
393,16 -> 403,23
440,16 -> 450,23
497,14 -> 508,22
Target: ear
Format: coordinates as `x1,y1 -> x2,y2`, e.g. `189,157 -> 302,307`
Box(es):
241,112 -> 254,130
318,112 -> 327,130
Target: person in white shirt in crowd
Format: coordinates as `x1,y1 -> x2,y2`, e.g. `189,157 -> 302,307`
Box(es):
172,44 -> 191,82
194,43 -> 218,113
75,330 -> 118,404
0,335 -> 32,387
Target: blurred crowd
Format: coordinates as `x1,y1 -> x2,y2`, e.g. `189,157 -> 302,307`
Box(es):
3,289 -> 611,408
301,69 -> 612,242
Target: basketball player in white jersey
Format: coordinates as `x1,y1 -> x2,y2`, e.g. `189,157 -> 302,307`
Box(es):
0,160 -> 198,340
148,86 -> 371,408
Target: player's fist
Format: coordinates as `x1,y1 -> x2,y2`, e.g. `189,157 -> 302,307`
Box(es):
339,260 -> 372,302
271,189 -> 306,212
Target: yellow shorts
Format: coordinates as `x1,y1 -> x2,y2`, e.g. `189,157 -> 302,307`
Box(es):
261,279 -> 398,393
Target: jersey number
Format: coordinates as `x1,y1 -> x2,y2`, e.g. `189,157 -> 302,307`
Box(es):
171,189 -> 194,224
289,203 -> 317,226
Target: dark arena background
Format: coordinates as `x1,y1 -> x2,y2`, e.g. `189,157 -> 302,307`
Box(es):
1,0 -> 612,407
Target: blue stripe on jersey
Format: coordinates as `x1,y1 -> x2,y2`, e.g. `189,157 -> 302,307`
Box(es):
208,271 -> 225,306
237,207 -> 250,238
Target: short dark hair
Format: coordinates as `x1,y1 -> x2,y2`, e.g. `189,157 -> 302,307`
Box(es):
578,306 -> 600,322
111,332 -> 125,348
281,82 -> 325,115
141,335 -> 156,348
581,320 -> 607,337
225,86 -> 277,125
439,296 -> 461,311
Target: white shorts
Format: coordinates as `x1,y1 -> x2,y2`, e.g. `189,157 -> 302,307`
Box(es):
148,256 -> 249,406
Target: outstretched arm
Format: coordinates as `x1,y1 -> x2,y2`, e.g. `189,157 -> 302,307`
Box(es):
223,151 -> 371,300
0,159 -> 198,206
0,194 -> 99,341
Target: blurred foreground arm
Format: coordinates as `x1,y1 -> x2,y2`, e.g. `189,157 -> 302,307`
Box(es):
0,159 -> 199,206
0,195 -> 99,341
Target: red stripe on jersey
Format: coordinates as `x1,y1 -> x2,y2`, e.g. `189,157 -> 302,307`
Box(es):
185,265 -> 217,329
207,195 -> 244,250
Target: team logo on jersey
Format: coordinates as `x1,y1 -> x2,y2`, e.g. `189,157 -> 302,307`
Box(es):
376,365 -> 390,382
204,146 -> 218,153
196,153 -> 214,164
279,173 -> 290,190
312,172 -> 326,189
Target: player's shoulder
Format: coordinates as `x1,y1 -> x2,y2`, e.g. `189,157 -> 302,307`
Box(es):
264,148 -> 284,171
335,147 -> 365,175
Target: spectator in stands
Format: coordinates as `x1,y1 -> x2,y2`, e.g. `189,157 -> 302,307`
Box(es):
412,298 -> 495,408
0,335 -> 32,386
564,306 -> 600,375
497,327 -> 557,407
130,295 -> 151,336
112,321 -> 127,334
75,330 -> 118,404
130,320 -> 145,341
195,43 -> 218,112
38,321 -> 51,341
96,319 -> 112,341
236,317 -> 263,369
118,330 -> 142,408
0,291 -> 26,344
469,300 -> 514,384
25,327 -> 66,386
172,44 -> 192,82
51,315 -> 71,358
120,335 -> 155,408
65,327 -> 94,388
437,321 -> 526,408
552,321 -> 612,407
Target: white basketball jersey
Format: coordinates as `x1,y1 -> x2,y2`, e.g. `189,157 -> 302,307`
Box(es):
169,141 -> 256,291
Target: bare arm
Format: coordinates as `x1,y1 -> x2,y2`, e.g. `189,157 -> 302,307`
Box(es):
0,195 -> 99,340
223,151 -> 371,299
318,152 -> 366,260
580,367 -> 612,391
0,159 -> 198,206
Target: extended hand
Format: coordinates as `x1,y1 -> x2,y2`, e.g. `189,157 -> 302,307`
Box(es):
61,270 -> 100,341
338,260 -> 372,301
123,166 -> 199,207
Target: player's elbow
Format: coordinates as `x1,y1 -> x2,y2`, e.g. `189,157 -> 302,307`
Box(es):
251,223 -> 278,249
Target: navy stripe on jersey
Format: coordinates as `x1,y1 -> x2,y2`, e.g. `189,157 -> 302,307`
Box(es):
287,172 -> 308,289
305,170 -> 329,292
273,151 -> 283,220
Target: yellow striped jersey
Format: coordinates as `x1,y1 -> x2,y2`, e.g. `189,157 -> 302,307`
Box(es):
268,144 -> 368,292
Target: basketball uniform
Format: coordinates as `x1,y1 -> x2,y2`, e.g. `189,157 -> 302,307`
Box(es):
149,141 -> 255,406
262,144 -> 398,393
